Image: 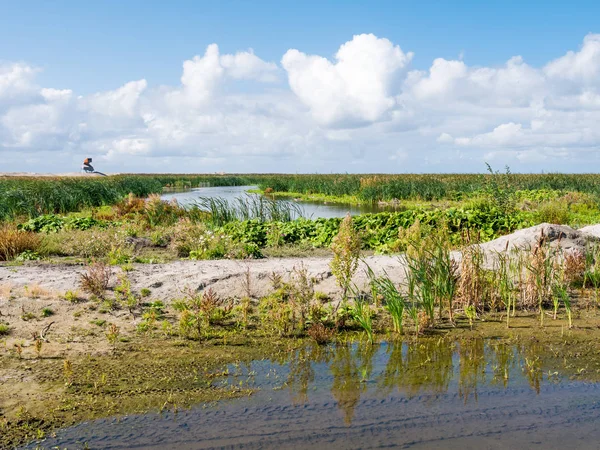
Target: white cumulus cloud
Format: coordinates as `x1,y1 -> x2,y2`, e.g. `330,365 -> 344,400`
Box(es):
282,33 -> 413,127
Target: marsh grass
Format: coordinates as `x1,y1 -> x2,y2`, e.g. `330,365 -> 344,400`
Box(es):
0,225 -> 41,261
495,252 -> 516,328
368,270 -> 405,335
193,194 -> 304,226
351,297 -> 373,344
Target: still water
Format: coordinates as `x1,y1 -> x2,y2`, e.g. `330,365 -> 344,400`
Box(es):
160,185 -> 393,219
29,338 -> 600,449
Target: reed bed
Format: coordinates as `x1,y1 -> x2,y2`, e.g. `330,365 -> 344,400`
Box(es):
5,172 -> 600,221
256,173 -> 600,203
192,195 -> 305,225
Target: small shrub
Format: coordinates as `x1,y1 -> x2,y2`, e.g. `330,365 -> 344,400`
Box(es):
0,225 -> 41,261
169,220 -> 208,257
41,307 -> 54,317
19,214 -> 65,233
105,323 -> 120,347
115,193 -> 146,217
79,261 -> 111,298
16,250 -> 41,261
114,274 -> 139,314
144,194 -> 183,227
140,288 -> 151,298
536,201 -> 570,224
330,214 -> 361,302
307,322 -> 335,345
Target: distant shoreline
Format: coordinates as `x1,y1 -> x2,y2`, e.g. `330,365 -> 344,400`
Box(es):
0,172 -> 113,177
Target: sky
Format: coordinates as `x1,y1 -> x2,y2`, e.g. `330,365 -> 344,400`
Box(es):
1,0 -> 600,174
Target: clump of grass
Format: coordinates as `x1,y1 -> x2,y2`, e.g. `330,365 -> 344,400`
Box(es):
114,274 -> 139,315
351,296 -> 373,344
0,224 -> 41,261
41,307 -> 54,318
535,201 -> 570,224
495,251 -> 516,328
0,323 -> 10,336
194,194 -> 304,226
525,236 -> 556,326
368,269 -> 405,335
140,288 -> 151,298
62,290 -> 83,303
24,284 -> 49,299
79,261 -> 111,298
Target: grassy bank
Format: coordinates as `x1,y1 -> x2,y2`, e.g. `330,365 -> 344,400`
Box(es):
5,171 -> 600,221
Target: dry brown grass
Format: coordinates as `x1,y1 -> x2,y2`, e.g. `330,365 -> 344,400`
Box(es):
24,283 -> 50,299
456,244 -> 489,311
564,250 -> 585,285
0,224 -> 40,261
0,283 -> 12,299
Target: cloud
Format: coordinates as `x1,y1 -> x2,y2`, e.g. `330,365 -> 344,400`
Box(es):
282,33 -> 413,127
175,44 -> 279,107
544,33 -> 600,84
84,79 -> 147,118
2,34 -> 600,173
0,62 -> 38,99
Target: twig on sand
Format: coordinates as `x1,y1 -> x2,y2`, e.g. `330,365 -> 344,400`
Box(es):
39,321 -> 55,342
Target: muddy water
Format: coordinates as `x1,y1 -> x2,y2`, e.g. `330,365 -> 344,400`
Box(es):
160,185 -> 395,219
26,339 -> 600,449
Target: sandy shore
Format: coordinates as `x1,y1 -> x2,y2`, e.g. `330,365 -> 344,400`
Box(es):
0,255 -> 403,357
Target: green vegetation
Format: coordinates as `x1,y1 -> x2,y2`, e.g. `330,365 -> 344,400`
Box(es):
257,172 -> 600,203
1,178 -> 600,263
4,171 -> 600,221
0,174 -> 253,221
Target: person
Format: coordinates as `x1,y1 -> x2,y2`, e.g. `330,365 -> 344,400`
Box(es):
82,158 -> 95,173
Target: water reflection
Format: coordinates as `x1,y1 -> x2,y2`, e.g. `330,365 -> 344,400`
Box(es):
275,338 -> 573,425
30,337 -> 600,449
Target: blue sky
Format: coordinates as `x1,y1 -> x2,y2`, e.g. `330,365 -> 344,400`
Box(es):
2,0 -> 597,92
1,1 -> 600,173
